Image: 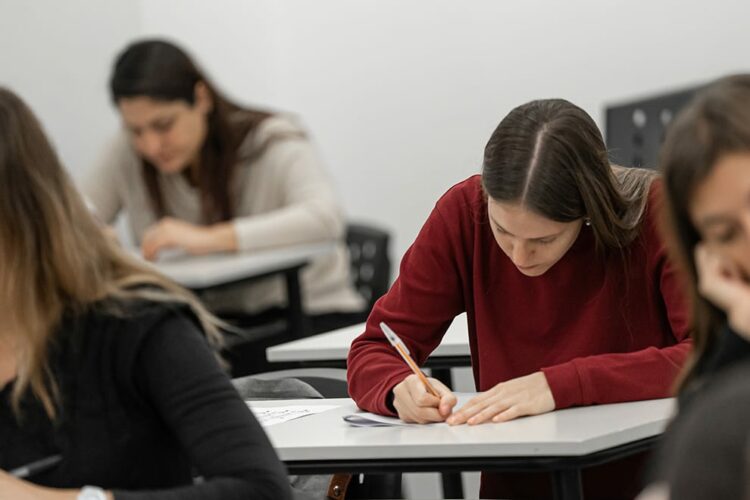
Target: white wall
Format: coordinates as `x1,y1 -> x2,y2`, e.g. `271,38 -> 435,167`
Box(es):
0,0 -> 142,179
4,0 -> 750,261
2,3 -> 748,497
138,0 -> 750,261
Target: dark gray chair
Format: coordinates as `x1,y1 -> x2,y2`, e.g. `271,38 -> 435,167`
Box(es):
346,223 -> 391,313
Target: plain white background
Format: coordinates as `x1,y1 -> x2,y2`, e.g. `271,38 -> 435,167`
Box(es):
4,0 -> 750,261
3,1 -> 750,497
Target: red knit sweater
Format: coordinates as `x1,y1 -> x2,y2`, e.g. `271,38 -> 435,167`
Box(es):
347,175 -> 690,498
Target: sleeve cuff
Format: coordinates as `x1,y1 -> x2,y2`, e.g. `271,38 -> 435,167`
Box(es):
373,369 -> 413,417
541,362 -> 585,409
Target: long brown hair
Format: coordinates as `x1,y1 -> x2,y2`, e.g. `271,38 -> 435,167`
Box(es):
110,39 -> 295,224
660,74 -> 750,390
0,87 -> 222,419
482,99 -> 656,253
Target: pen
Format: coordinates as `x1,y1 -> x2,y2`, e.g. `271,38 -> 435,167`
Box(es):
380,322 -> 440,397
9,454 -> 62,479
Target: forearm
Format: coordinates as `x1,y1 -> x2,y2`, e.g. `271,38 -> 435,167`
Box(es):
135,313 -> 292,500
201,222 -> 238,254
542,340 -> 692,408
233,200 -> 343,252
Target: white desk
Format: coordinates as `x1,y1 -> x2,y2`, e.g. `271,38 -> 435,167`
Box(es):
154,242 -> 333,340
266,312 -> 470,367
250,397 -> 675,500
155,242 -> 333,290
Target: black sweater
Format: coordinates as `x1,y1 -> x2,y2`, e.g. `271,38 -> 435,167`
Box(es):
0,300 -> 293,500
679,324 -> 750,409
645,325 -> 750,491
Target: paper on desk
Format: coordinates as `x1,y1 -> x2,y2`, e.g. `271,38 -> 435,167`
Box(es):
250,404 -> 340,427
343,392 -> 478,427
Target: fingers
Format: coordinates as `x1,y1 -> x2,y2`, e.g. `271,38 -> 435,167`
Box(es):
429,378 -> 458,417
447,372 -> 554,426
141,234 -> 166,261
696,244 -> 747,308
393,374 -> 452,424
141,220 -> 174,261
448,393 -> 505,425
449,396 -> 528,425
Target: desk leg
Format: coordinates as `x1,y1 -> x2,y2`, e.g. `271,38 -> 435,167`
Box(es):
441,473 -> 464,499
430,368 -> 454,389
430,367 -> 463,499
284,268 -> 309,339
552,468 -> 583,500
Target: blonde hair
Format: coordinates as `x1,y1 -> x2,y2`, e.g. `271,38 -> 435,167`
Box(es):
0,87 -> 223,419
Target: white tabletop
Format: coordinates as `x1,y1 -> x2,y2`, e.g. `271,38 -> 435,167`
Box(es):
266,313 -> 470,362
250,397 -> 675,462
152,242 -> 334,289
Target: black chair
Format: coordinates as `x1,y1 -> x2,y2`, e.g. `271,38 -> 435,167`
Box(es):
605,84 -> 703,169
346,223 -> 392,312
223,223 -> 391,377
249,368 -> 349,398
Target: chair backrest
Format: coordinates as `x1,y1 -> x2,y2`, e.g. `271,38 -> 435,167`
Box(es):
249,368 -> 349,398
346,223 -> 391,312
605,84 -> 702,169
232,374 -> 324,400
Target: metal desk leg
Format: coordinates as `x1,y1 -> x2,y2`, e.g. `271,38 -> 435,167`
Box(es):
552,468 -> 583,500
430,368 -> 454,389
284,267 -> 309,339
429,367 -> 463,499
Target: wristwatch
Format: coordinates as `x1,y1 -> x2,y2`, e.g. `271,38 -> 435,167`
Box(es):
78,486 -> 107,500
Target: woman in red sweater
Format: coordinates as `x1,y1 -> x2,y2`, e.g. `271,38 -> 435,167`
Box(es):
347,98 -> 691,499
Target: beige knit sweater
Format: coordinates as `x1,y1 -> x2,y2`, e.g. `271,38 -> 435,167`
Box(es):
83,115 -> 365,315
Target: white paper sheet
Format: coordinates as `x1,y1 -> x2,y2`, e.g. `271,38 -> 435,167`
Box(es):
249,404 -> 340,427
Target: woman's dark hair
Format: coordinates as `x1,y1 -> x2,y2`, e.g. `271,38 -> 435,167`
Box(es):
660,74 -> 750,390
481,98 -> 656,252
110,39 -> 280,223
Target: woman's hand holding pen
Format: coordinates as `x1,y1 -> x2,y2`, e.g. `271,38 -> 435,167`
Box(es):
392,374 -> 457,424
695,244 -> 750,340
446,372 -> 555,425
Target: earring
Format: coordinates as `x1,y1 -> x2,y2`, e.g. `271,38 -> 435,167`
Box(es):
584,218 -> 592,227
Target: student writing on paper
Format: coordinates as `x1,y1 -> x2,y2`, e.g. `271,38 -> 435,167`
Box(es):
82,39 -> 364,332
348,98 -> 691,499
0,88 -> 292,500
638,75 -> 750,500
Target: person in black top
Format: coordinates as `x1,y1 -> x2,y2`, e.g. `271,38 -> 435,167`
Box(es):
0,88 -> 292,499
638,74 -> 750,499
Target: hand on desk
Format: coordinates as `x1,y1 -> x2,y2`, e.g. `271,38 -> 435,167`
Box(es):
141,217 -> 238,261
392,374 -> 457,424
446,372 -> 555,425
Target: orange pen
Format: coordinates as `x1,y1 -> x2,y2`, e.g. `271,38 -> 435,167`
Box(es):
380,322 -> 440,397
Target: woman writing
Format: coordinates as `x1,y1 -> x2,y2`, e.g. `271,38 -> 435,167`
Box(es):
348,98 -> 691,499
84,39 -> 364,332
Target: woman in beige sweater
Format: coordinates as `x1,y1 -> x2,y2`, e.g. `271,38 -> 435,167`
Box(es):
84,39 -> 364,334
